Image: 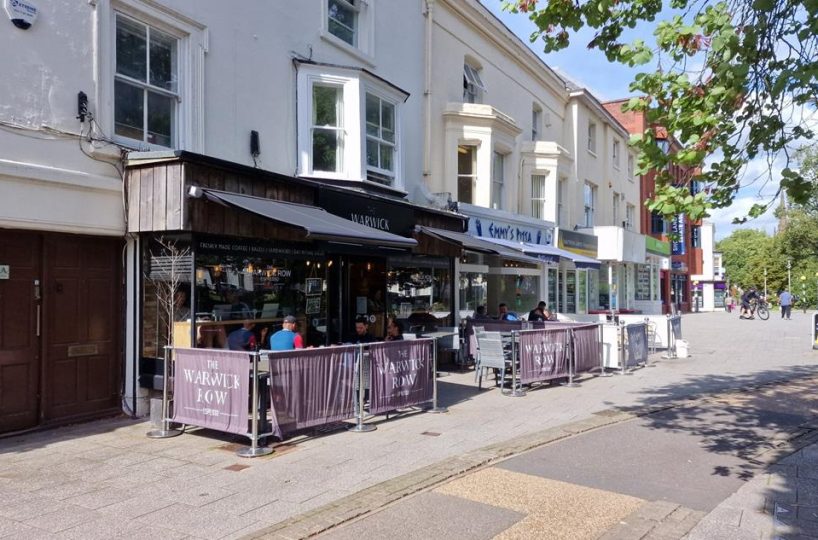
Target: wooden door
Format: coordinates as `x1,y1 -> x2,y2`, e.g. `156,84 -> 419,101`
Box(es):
43,235 -> 121,423
0,231 -> 41,432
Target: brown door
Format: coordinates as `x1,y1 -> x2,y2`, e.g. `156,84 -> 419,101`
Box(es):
0,231 -> 41,432
43,234 -> 121,423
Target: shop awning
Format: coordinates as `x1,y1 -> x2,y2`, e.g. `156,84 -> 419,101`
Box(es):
417,227 -> 542,265
201,189 -> 417,249
479,237 -> 601,270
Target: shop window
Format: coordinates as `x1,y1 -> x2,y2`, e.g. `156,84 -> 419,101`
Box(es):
547,268 -> 559,312
457,145 -> 476,204
531,174 -> 546,219
463,62 -> 486,104
155,245 -> 332,350
490,273 -> 540,318
387,260 -> 452,329
565,270 -> 577,314
583,182 -> 596,227
114,13 -> 179,148
636,265 -> 651,301
491,151 -> 505,210
459,271 -> 488,317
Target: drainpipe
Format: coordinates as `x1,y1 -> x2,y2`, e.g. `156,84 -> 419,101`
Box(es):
423,0 -> 434,187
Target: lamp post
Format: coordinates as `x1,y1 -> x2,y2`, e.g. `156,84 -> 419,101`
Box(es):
801,275 -> 807,313
788,259 -> 792,291
764,268 -> 767,298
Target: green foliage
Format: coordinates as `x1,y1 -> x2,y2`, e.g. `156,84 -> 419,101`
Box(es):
504,0 -> 818,224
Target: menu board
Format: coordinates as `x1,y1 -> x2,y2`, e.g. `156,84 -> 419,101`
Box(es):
636,265 -> 651,301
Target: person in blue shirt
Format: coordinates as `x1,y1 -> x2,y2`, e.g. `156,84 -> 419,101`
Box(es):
498,303 -> 518,321
779,289 -> 793,320
269,315 -> 304,350
227,321 -> 257,351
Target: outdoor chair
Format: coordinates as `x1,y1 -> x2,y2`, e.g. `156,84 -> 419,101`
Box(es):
475,331 -> 512,391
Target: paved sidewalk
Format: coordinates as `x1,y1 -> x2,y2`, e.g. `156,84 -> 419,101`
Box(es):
0,311 -> 816,539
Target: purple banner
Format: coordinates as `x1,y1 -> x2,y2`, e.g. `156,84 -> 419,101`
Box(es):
518,329 -> 570,384
572,324 -> 602,373
172,348 -> 250,435
368,340 -> 434,415
267,345 -> 357,439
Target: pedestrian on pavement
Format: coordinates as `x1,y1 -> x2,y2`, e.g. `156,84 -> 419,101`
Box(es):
779,289 -> 793,320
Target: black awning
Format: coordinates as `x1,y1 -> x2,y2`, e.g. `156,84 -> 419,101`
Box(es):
202,189 -> 417,249
417,227 -> 542,265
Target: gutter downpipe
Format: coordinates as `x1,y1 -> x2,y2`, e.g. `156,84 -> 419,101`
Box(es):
423,0 -> 434,186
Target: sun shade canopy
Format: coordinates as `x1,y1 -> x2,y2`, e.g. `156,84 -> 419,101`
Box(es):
202,189 -> 417,249
417,227 -> 542,265
478,237 -> 601,269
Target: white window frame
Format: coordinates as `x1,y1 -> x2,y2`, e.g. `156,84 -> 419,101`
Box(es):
613,140 -> 620,169
491,151 -> 505,210
583,182 -> 596,227
364,89 -> 399,185
457,144 -> 478,205
463,63 -> 486,104
612,192 -> 619,227
96,0 -> 206,153
321,0 -> 375,64
532,105 -> 542,141
531,173 -> 546,219
626,204 -> 635,230
297,64 -> 404,188
587,121 -> 597,154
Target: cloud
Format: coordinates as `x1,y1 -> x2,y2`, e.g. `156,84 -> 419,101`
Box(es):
709,194 -> 779,241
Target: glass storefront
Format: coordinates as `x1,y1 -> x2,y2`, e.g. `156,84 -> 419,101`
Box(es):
489,272 -> 540,317
459,271 -> 488,317
578,270 -> 587,313
547,268 -> 559,312
565,270 -> 577,313
387,256 -> 452,332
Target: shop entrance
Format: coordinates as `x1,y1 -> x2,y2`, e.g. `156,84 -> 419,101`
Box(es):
0,231 -> 122,434
326,255 -> 387,343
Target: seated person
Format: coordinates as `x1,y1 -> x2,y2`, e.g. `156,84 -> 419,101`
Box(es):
354,315 -> 377,344
472,305 -> 493,321
385,316 -> 404,341
227,321 -> 258,351
527,301 -> 553,322
498,303 -> 518,321
269,315 -> 304,350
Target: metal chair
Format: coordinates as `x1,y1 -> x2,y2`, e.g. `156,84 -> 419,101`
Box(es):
645,319 -> 658,355
476,331 -> 511,391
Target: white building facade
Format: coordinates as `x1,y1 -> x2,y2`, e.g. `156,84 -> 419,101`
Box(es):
691,221 -> 725,311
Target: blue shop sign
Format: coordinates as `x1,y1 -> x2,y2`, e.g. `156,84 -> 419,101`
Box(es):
469,217 -> 552,245
671,214 -> 686,255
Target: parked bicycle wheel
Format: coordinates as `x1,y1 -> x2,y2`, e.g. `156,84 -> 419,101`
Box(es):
756,305 -> 770,320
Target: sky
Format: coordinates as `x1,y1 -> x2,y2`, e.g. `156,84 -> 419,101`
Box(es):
482,1 -> 783,241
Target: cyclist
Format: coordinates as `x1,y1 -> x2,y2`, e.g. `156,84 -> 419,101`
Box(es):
740,287 -> 760,319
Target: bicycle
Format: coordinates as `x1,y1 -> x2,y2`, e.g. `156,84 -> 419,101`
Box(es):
752,298 -> 770,320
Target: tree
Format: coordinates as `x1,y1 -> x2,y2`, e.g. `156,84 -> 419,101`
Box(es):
716,228 -> 775,290
505,0 -> 818,224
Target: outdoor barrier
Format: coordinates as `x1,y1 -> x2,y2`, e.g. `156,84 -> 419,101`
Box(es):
265,345 -> 358,440
517,327 -> 571,384
567,324 -> 602,374
147,347 -> 272,458
147,339 -> 444,455
663,314 -> 683,359
368,339 -> 435,415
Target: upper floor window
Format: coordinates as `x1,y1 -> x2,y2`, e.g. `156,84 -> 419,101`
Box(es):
365,93 -> 396,184
115,13 -> 178,148
328,0 -> 358,46
626,204 -> 635,230
587,122 -> 597,154
583,182 -> 596,227
691,225 -> 701,248
532,105 -> 542,141
457,145 -> 476,205
463,63 -> 486,104
627,155 -> 634,178
297,64 -> 404,187
612,140 -> 620,168
311,85 -> 344,173
531,174 -> 546,219
557,178 -> 566,228
491,151 -> 505,210
612,192 -> 620,226
650,211 -> 666,234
